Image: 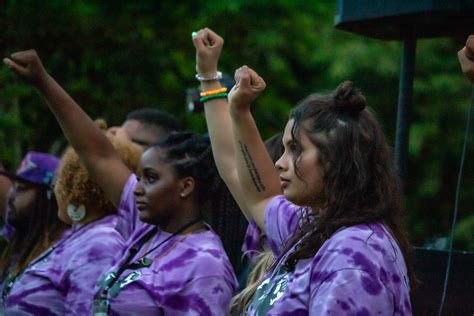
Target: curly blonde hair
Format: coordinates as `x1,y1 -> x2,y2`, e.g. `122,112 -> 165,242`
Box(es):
54,119 -> 143,218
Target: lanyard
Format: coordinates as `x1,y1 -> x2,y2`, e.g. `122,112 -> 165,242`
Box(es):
96,218 -> 203,299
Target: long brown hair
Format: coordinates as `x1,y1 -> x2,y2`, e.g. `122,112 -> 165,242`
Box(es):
276,81 -> 417,289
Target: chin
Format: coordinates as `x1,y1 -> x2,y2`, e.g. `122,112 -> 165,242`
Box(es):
139,212 -> 169,228
138,211 -> 157,225
138,211 -> 150,223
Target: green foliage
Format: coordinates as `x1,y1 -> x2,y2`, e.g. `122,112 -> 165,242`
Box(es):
0,0 -> 472,249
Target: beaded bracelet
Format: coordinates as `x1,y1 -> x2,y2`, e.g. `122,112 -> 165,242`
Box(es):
200,93 -> 228,103
200,87 -> 228,97
195,71 -> 223,82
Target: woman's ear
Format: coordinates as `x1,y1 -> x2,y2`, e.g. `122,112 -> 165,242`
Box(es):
180,177 -> 195,198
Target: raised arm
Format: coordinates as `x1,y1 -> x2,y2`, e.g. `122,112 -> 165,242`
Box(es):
192,28 -> 253,220
3,50 -> 130,207
228,66 -> 282,230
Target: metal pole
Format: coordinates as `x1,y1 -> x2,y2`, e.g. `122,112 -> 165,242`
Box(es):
395,33 -> 416,185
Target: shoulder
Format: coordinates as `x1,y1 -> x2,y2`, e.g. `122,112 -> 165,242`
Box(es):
156,229 -> 237,285
67,215 -> 125,259
80,215 -> 123,242
311,223 -> 406,285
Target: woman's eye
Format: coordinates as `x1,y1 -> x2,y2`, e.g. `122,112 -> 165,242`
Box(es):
15,184 -> 29,193
146,175 -> 158,183
289,142 -> 300,153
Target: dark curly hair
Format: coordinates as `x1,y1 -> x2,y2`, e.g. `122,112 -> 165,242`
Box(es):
275,81 -> 417,290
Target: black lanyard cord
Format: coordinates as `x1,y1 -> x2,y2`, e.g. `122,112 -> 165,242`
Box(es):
98,218 -> 203,296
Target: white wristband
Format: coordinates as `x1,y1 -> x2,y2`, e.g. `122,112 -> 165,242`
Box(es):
195,71 -> 223,82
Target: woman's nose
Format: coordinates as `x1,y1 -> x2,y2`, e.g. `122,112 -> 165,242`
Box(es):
133,180 -> 144,196
275,154 -> 286,171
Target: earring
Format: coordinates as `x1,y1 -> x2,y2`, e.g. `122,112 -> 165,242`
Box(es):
67,204 -> 86,222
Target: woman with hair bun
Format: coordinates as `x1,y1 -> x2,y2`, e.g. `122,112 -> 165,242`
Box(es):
194,27 -> 414,315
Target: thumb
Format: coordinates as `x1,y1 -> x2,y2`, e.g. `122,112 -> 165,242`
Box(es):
236,66 -> 251,89
192,33 -> 206,51
458,48 -> 469,64
3,58 -> 29,77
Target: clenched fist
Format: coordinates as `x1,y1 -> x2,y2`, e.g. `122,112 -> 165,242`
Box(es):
3,50 -> 49,87
228,66 -> 266,113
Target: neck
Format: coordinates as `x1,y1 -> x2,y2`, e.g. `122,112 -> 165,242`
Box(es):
160,204 -> 204,234
310,198 -> 325,213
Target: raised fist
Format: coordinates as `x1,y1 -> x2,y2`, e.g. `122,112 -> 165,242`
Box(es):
192,27 -> 224,78
228,66 -> 266,112
458,35 -> 474,85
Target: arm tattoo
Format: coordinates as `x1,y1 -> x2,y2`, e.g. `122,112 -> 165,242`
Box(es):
239,141 -> 266,192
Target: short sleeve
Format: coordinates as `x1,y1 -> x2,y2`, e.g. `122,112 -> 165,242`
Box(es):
115,174 -> 143,239
264,195 -> 300,257
310,269 -> 394,316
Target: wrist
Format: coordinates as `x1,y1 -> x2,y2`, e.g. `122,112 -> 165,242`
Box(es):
200,80 -> 222,91
195,71 -> 222,82
197,69 -> 218,77
229,102 -> 251,118
36,73 -> 54,92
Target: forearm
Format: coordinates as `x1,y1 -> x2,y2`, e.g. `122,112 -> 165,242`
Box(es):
202,81 -> 252,219
36,74 -> 130,206
202,81 -> 236,180
37,74 -> 117,164
231,107 -> 281,227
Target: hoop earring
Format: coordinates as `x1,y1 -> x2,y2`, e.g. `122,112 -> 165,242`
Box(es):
67,204 -> 86,222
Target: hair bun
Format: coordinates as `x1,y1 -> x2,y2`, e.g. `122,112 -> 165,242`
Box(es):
333,81 -> 367,114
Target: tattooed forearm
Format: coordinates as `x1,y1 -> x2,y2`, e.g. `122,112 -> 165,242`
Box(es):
239,141 -> 266,192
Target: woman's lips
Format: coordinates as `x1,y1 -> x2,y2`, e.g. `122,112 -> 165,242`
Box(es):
280,177 -> 290,189
136,201 -> 147,211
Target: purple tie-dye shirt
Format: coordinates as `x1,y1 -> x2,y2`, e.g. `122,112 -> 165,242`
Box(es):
247,195 -> 412,316
242,220 -> 264,263
1,214 -> 125,315
95,175 -> 238,315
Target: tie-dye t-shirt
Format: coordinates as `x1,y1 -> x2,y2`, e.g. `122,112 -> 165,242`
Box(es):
1,214 -> 125,315
242,220 -> 264,263
95,175 -> 238,315
247,195 -> 412,316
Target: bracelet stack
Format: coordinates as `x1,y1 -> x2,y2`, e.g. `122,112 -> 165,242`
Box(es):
199,87 -> 228,103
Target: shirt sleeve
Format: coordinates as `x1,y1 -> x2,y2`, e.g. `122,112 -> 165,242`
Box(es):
115,174 -> 143,239
264,195 -> 301,257
161,276 -> 236,316
309,269 -> 394,316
